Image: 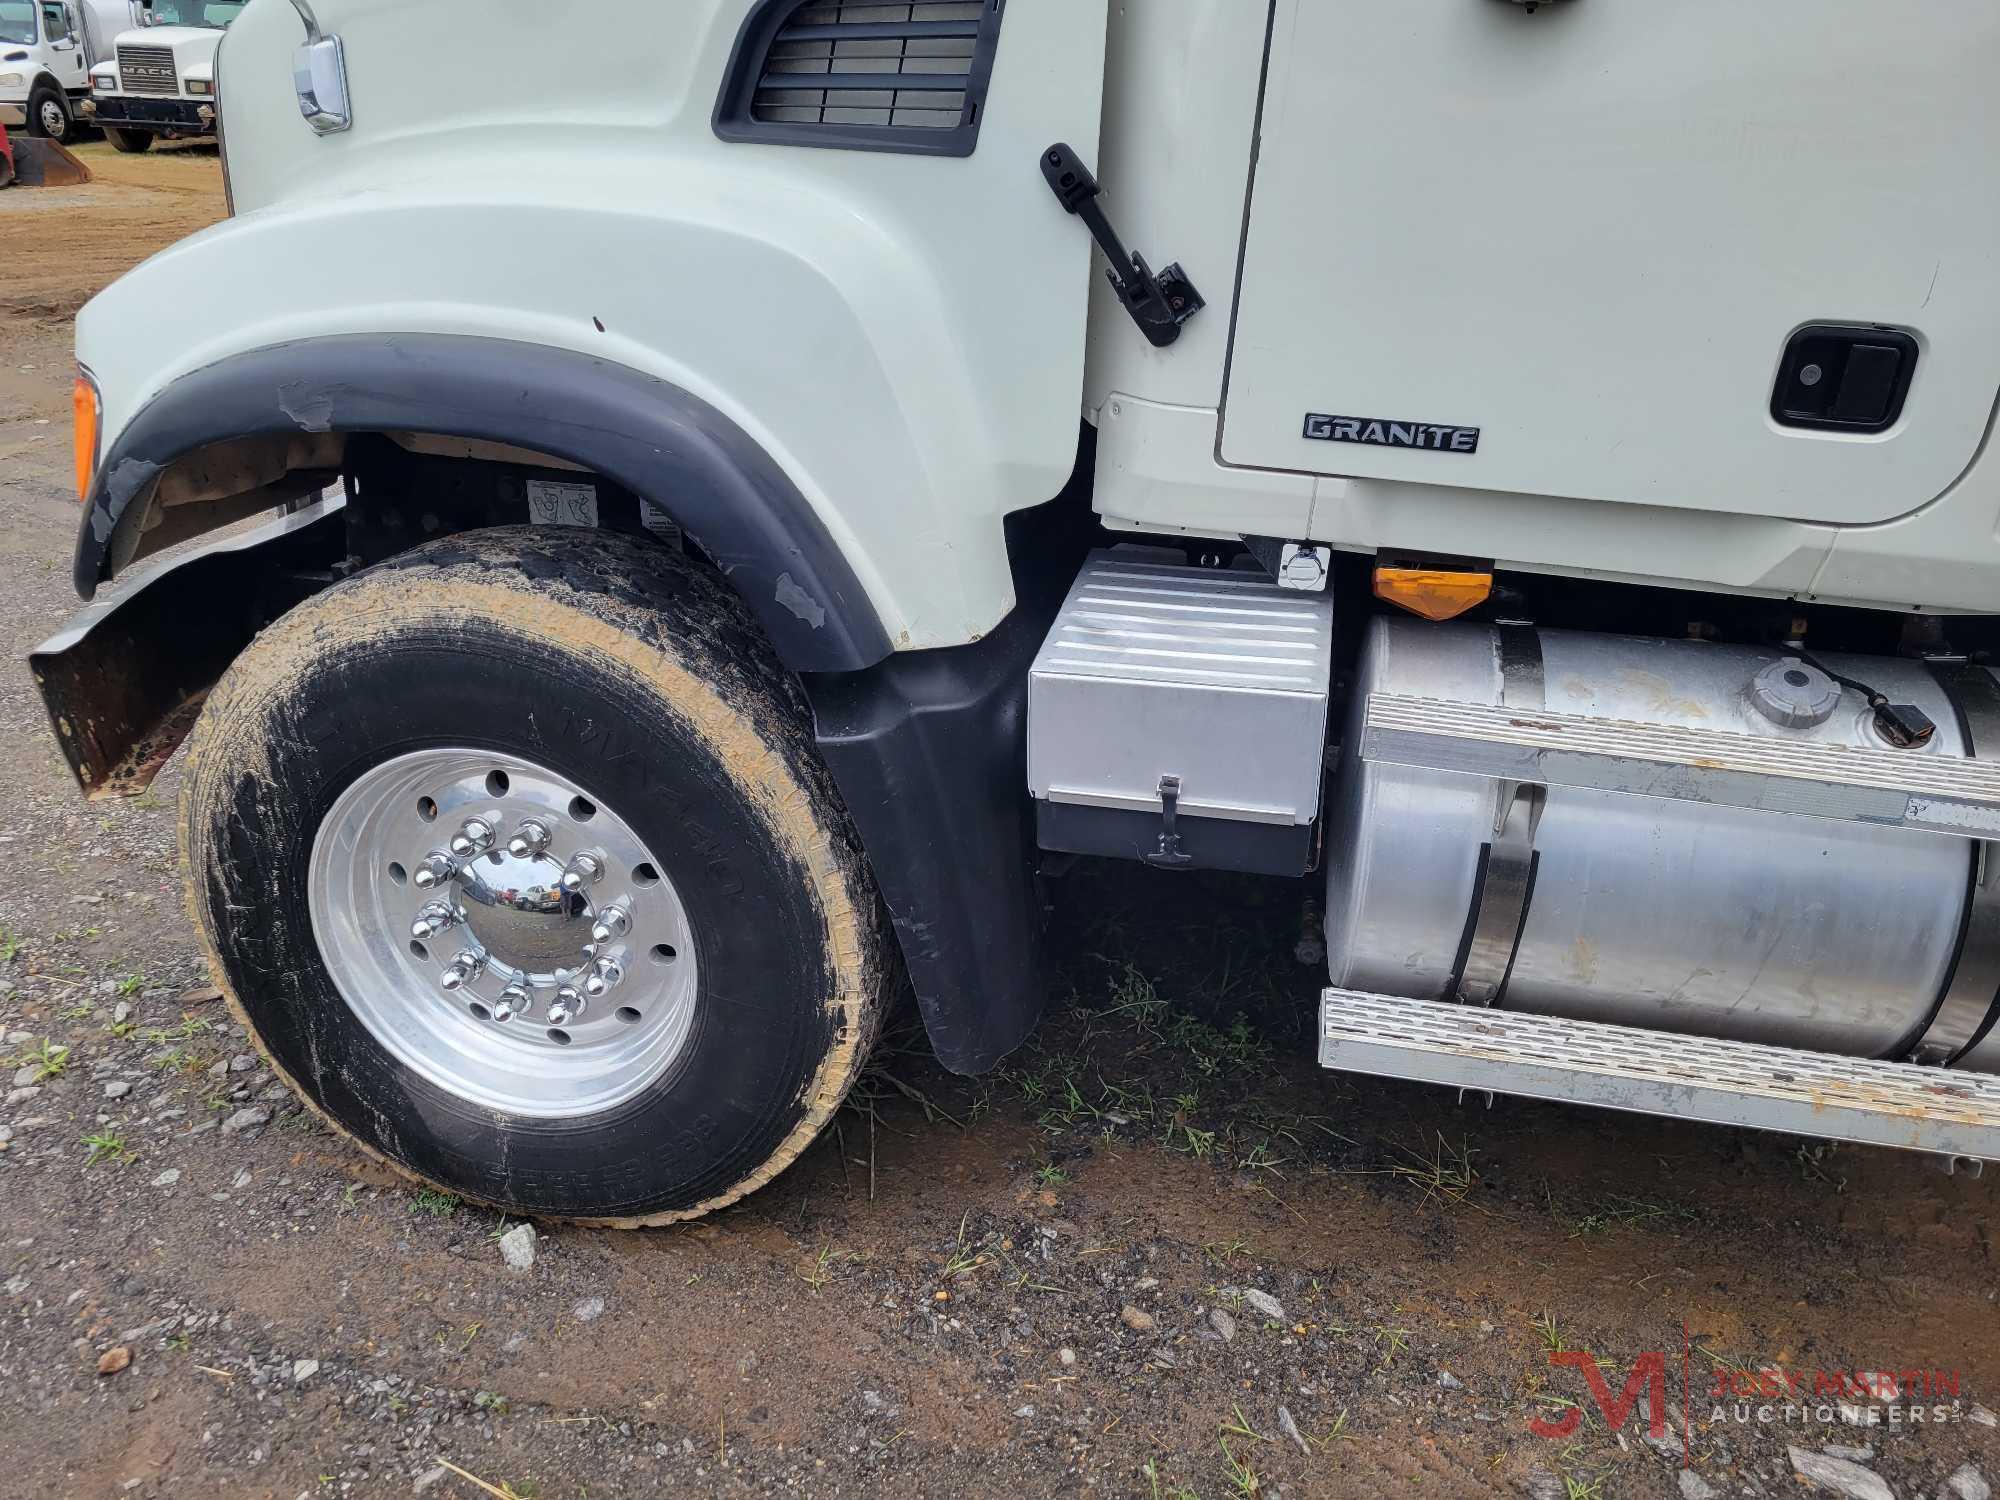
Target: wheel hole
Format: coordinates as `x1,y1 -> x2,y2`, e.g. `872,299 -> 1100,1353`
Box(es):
468,1002 -> 492,1021
417,796 -> 438,822
486,770 -> 511,796
568,796 -> 596,822
547,1028 -> 572,1046
409,940 -> 430,962
615,1006 -> 642,1025
387,862 -> 408,885
650,943 -> 676,964
633,862 -> 660,887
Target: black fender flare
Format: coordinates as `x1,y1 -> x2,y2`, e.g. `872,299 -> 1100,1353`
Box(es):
76,333 -> 892,674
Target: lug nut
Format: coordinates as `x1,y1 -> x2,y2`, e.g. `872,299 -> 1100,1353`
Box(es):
411,902 -> 458,939
547,986 -> 586,1026
411,851 -> 456,890
449,816 -> 496,858
440,950 -> 486,991
583,955 -> 625,998
589,904 -> 630,944
493,985 -> 530,1023
559,852 -> 604,893
506,819 -> 552,858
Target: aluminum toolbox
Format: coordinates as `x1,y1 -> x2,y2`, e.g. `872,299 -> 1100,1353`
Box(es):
1027,548 -> 1336,875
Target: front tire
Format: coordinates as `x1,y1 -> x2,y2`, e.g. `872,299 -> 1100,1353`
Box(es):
29,85 -> 71,142
105,126 -> 153,153
180,528 -> 890,1224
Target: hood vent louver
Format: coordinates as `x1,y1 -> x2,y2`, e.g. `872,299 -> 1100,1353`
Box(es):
714,0 -> 1004,157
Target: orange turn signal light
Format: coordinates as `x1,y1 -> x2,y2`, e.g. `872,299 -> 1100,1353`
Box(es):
73,373 -> 101,505
1373,565 -> 1493,622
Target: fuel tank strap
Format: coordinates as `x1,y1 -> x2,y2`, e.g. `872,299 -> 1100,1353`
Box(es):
1453,625 -> 1544,1006
1912,664 -> 2000,1067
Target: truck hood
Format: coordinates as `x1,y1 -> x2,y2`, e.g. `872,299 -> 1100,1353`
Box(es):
113,25 -> 220,62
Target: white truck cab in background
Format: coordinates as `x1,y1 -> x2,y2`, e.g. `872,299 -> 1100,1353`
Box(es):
79,0 -> 237,152
0,0 -> 134,142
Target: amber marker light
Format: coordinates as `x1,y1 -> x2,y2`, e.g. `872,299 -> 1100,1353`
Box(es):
1373,565 -> 1493,622
73,370 -> 101,504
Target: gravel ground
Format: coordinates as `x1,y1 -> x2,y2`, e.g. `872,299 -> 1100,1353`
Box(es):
1,143 -> 1998,1500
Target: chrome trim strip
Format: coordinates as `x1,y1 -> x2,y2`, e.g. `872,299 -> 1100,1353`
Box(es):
1362,689 -> 2000,840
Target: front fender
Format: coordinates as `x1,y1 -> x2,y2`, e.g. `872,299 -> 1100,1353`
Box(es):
76,333 -> 892,674
83,0 -> 1104,652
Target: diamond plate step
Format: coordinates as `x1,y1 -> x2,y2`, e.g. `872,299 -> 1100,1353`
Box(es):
1319,988 -> 2000,1162
1361,692 -> 2000,839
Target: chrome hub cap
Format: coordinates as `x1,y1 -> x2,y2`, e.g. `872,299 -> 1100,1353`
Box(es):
453,844 -> 590,974
39,98 -> 66,136
309,750 -> 698,1117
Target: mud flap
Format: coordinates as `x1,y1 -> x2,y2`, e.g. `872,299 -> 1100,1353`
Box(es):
29,498 -> 345,797
809,601 -> 1051,1076
9,136 -> 91,188
804,482 -> 1094,1076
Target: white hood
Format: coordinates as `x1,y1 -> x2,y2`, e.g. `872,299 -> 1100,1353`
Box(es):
114,24 -> 221,65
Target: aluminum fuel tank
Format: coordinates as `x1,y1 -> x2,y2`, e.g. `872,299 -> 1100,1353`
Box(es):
1322,618 -> 1981,1061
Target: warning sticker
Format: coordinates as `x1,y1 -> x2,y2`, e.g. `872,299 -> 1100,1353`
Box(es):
526,479 -> 599,528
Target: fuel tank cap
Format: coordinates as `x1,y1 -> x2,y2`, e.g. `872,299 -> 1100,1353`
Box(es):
1749,658 -> 1842,729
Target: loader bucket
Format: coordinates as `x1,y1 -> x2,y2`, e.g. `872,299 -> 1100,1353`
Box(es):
9,137 -> 92,188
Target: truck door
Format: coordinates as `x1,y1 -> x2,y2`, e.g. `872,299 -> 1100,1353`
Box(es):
1220,1 -> 2000,528
40,1 -> 86,90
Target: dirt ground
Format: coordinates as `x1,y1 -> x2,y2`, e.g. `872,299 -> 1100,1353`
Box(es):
2,143 -> 1998,1500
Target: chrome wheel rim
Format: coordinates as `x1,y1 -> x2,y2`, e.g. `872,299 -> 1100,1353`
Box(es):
308,749 -> 699,1117
39,98 -> 66,137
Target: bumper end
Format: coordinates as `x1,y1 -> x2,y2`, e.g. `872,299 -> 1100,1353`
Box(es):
30,498 -> 345,798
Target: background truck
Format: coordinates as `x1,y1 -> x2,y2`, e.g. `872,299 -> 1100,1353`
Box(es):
29,0 -> 2000,1226
78,0 -> 237,151
0,0 -> 135,143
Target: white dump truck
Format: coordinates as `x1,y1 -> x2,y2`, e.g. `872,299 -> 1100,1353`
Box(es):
78,0 -> 237,151
29,0 -> 2000,1224
0,0 -> 135,143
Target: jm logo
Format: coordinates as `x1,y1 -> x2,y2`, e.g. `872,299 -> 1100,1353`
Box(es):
1530,1350 -> 1671,1441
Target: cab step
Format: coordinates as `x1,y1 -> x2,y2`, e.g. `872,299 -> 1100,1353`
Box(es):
1318,988 -> 2000,1164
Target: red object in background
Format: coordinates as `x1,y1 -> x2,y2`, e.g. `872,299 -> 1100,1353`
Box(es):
0,127 -> 89,187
